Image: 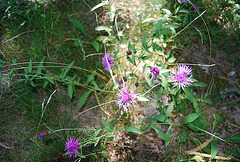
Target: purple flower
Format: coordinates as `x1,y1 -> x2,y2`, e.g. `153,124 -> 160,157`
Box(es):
39,132 -> 44,138
119,79 -> 123,85
190,4 -> 197,11
117,85 -> 136,112
150,67 -> 160,79
65,137 -> 80,158
181,0 -> 188,3
168,64 -> 195,90
102,53 -> 115,72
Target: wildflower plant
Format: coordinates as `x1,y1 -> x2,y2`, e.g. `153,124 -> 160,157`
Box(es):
1,0 -> 236,161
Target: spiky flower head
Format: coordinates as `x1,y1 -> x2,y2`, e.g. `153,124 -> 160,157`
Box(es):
150,66 -> 160,79
102,53 -> 115,72
117,85 -> 136,112
65,137 -> 80,158
168,64 -> 195,90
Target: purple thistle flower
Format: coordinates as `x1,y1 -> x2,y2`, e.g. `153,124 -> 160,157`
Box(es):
65,137 -> 80,159
181,0 -> 188,3
117,85 -> 136,112
150,67 -> 160,79
168,64 -> 195,90
102,53 -> 115,72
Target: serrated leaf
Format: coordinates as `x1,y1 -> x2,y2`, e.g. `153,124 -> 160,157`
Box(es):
125,126 -> 142,134
70,19 -> 87,37
78,90 -> 92,109
183,113 -> 199,124
211,142 -> 219,159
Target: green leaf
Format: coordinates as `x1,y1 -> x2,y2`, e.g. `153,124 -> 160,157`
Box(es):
74,39 -> 85,47
91,0 -> 109,11
92,40 -> 99,52
211,142 -> 219,159
166,101 -> 175,117
142,55 -> 152,60
44,73 -> 54,84
213,114 -> 222,131
153,114 -> 166,122
68,84 -> 73,99
137,95 -> 149,101
179,130 -> 186,143
78,90 -> 92,109
184,88 -> 200,114
161,76 -> 169,93
110,119 -> 118,128
192,82 -> 208,87
43,81 -> 49,88
127,55 -> 133,64
152,126 -> 166,141
101,118 -> 112,132
165,125 -> 172,147
142,64 -> 147,73
225,133 -> 240,143
28,59 -> 32,73
37,58 -> 44,74
86,73 -> 96,86
145,76 -> 153,87
70,19 -> 87,37
63,61 -> 75,78
183,113 -> 199,124
125,126 -> 142,134
95,26 -> 112,33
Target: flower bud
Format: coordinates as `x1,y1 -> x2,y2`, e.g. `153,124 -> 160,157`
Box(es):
126,50 -> 132,55
135,82 -> 139,87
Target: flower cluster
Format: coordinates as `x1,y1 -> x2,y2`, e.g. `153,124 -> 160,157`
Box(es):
102,53 -> 115,72
168,64 -> 194,90
150,66 -> 160,79
117,85 -> 136,112
65,137 -> 80,158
